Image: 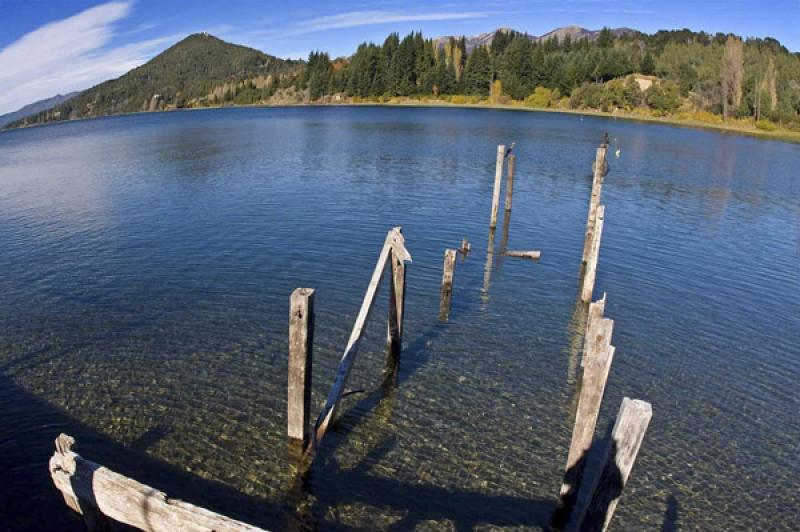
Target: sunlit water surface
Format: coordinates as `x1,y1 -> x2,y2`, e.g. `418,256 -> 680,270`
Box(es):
1,106 -> 798,530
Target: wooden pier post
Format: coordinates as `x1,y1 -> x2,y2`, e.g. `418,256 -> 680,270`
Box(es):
504,154 -> 516,211
490,144 -> 505,229
439,248 -> 457,321
560,316 -> 615,511
460,238 -> 471,255
582,147 -> 607,264
571,398 -> 653,532
386,245 -> 406,368
288,288 -> 315,443
581,293 -> 606,367
581,205 -> 605,303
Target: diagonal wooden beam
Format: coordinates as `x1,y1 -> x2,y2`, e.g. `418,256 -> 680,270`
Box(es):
313,227 -> 411,448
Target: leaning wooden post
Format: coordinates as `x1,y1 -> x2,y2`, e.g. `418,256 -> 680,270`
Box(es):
386,245 -> 406,367
581,205 -> 605,303
288,288 -> 315,443
560,317 -> 615,512
439,248 -> 457,321
582,147 -> 607,264
571,398 -> 653,532
489,144 -> 505,229
504,154 -> 516,211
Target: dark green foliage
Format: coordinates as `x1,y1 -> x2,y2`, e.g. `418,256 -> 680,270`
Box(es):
462,45 -> 491,96
307,51 -> 332,100
646,80 -> 682,111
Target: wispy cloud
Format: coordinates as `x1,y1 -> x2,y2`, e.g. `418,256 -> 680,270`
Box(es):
0,1 -> 175,115
287,10 -> 495,36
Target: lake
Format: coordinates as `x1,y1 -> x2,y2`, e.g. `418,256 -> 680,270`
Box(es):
0,106 -> 798,530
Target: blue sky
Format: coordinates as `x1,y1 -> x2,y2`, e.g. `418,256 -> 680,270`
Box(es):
0,0 -> 797,115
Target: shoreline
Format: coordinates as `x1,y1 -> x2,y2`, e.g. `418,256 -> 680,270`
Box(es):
4,99 -> 800,145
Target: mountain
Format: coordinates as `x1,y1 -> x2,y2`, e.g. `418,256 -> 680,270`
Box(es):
8,33 -> 303,128
0,92 -> 78,128
433,25 -> 639,51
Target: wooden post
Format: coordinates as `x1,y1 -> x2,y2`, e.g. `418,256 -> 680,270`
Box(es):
582,147 -> 607,264
460,238 -> 471,255
386,248 -> 406,367
50,434 -> 264,531
504,154 -> 516,211
581,293 -> 606,367
439,248 -> 457,321
581,205 -> 605,303
572,398 -> 653,532
560,316 -> 615,512
482,228 -> 496,304
288,288 -> 315,443
489,144 -> 505,229
313,228 -> 411,447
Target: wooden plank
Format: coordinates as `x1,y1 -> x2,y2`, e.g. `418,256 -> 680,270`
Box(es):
504,250 -> 541,260
313,228 -> 410,447
49,434 -> 265,532
560,317 -> 615,511
504,154 -> 516,211
572,398 -> 653,532
582,147 -> 607,264
439,248 -> 457,321
288,288 -> 314,442
581,205 -> 605,303
489,144 -> 505,229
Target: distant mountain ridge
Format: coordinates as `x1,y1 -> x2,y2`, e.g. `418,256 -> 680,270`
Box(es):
433,25 -> 639,51
0,92 -> 79,128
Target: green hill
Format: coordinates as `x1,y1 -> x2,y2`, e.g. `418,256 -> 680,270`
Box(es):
9,33 -> 302,127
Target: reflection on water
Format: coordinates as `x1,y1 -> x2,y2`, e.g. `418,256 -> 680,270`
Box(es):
0,106 -> 798,530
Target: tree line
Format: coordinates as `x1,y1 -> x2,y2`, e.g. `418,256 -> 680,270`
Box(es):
297,28 -> 800,128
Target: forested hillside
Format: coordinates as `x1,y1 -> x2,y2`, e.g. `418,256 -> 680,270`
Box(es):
10,33 -> 302,127
302,28 -> 800,129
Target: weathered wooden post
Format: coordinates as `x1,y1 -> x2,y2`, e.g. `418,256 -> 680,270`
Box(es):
581,205 -> 605,303
288,288 -> 315,443
504,154 -> 516,211
560,316 -> 615,512
571,398 -> 653,532
489,144 -> 505,229
581,293 -> 606,367
313,227 -> 411,448
582,147 -> 607,264
439,248 -> 457,321
482,228 -> 496,304
460,238 -> 471,255
386,243 -> 406,368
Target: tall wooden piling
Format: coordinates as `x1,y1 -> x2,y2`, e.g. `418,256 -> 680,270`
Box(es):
572,398 -> 653,532
439,248 -> 457,321
504,154 -> 516,211
582,147 -> 607,264
288,288 -> 315,443
489,144 -> 505,229
386,247 -> 406,367
581,205 -> 605,303
560,316 -> 615,511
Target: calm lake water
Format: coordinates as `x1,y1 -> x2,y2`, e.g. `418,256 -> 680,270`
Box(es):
0,106 -> 798,530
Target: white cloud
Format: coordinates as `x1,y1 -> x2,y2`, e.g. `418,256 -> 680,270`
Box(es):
286,10 -> 495,36
0,1 -> 174,115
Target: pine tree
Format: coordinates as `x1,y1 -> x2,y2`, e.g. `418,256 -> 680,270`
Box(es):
463,45 -> 491,96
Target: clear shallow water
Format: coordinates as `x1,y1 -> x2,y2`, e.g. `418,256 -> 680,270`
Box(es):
0,106 -> 798,530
